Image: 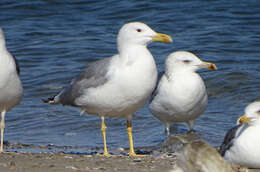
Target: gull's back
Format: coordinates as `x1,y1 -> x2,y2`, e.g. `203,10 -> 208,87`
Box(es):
53,57 -> 112,107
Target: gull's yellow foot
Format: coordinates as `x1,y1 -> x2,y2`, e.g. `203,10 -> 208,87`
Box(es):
97,152 -> 112,157
126,120 -> 147,157
128,151 -> 147,157
99,116 -> 112,157
0,110 -> 6,153
102,152 -> 112,156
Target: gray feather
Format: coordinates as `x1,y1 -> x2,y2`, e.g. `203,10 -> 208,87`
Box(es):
149,71 -> 164,103
54,57 -> 111,106
219,124 -> 242,156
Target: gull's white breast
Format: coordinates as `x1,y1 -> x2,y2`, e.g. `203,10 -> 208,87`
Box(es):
77,47 -> 157,118
150,72 -> 207,123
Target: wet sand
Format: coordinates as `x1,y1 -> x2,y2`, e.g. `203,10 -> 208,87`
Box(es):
1,152 -> 260,172
1,134 -> 260,172
0,152 -> 175,172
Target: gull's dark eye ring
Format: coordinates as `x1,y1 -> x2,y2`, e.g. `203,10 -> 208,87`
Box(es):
183,60 -> 191,64
137,29 -> 142,32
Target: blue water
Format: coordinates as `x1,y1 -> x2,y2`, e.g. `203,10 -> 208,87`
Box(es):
0,0 -> 260,152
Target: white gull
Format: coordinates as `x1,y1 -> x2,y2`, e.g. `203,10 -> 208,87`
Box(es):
43,22 -> 172,156
219,100 -> 260,168
0,27 -> 23,152
149,51 -> 216,136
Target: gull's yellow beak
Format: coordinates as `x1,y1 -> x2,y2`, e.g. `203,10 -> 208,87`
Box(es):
200,61 -> 217,70
238,114 -> 253,124
152,33 -> 172,43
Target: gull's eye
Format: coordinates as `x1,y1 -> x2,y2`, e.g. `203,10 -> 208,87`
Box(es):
183,60 -> 191,64
136,29 -> 142,33
257,110 -> 260,115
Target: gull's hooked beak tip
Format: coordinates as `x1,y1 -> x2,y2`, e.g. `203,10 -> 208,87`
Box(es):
238,114 -> 253,124
202,62 -> 217,70
208,63 -> 217,70
152,32 -> 173,43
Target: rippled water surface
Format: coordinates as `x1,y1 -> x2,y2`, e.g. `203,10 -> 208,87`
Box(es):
0,0 -> 260,152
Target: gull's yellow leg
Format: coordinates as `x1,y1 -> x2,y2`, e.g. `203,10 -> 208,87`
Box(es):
100,116 -> 110,156
127,120 -> 135,156
0,110 -> 6,153
127,119 -> 145,157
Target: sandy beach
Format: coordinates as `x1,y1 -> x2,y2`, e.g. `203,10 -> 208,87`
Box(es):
0,152 -> 260,172
1,136 -> 260,172
0,152 -> 176,172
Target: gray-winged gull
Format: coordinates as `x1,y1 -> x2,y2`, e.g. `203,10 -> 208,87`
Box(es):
0,27 -> 23,152
149,51 -> 216,136
219,100 -> 260,168
43,22 -> 172,156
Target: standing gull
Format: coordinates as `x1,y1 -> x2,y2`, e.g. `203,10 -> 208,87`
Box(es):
219,100 -> 260,168
43,22 -> 172,156
0,27 -> 23,152
149,51 -> 216,136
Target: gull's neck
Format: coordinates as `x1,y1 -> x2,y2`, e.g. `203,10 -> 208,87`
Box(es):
249,119 -> 260,126
0,43 -> 8,59
0,42 -> 12,65
0,41 -> 6,52
118,42 -> 147,54
0,32 -> 6,51
0,32 -> 8,56
118,43 -> 151,62
166,66 -> 195,79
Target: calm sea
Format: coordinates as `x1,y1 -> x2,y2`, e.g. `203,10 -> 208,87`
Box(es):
0,0 -> 259,153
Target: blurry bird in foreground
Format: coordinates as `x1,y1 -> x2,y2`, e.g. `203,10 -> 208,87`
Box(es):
172,140 -> 234,172
219,100 -> 260,169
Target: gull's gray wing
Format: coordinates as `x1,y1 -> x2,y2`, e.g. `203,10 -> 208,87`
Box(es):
219,124 -> 242,156
44,57 -> 112,106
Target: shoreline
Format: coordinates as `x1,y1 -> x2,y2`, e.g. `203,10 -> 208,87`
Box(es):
2,134 -> 260,172
0,152 -> 176,172
0,151 -> 260,172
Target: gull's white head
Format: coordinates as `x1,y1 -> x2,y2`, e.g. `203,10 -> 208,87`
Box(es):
117,22 -> 172,52
238,100 -> 260,125
165,51 -> 217,74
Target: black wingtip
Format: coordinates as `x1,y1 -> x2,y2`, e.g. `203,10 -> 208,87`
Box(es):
13,55 -> 20,75
218,124 -> 242,157
42,97 -> 55,104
